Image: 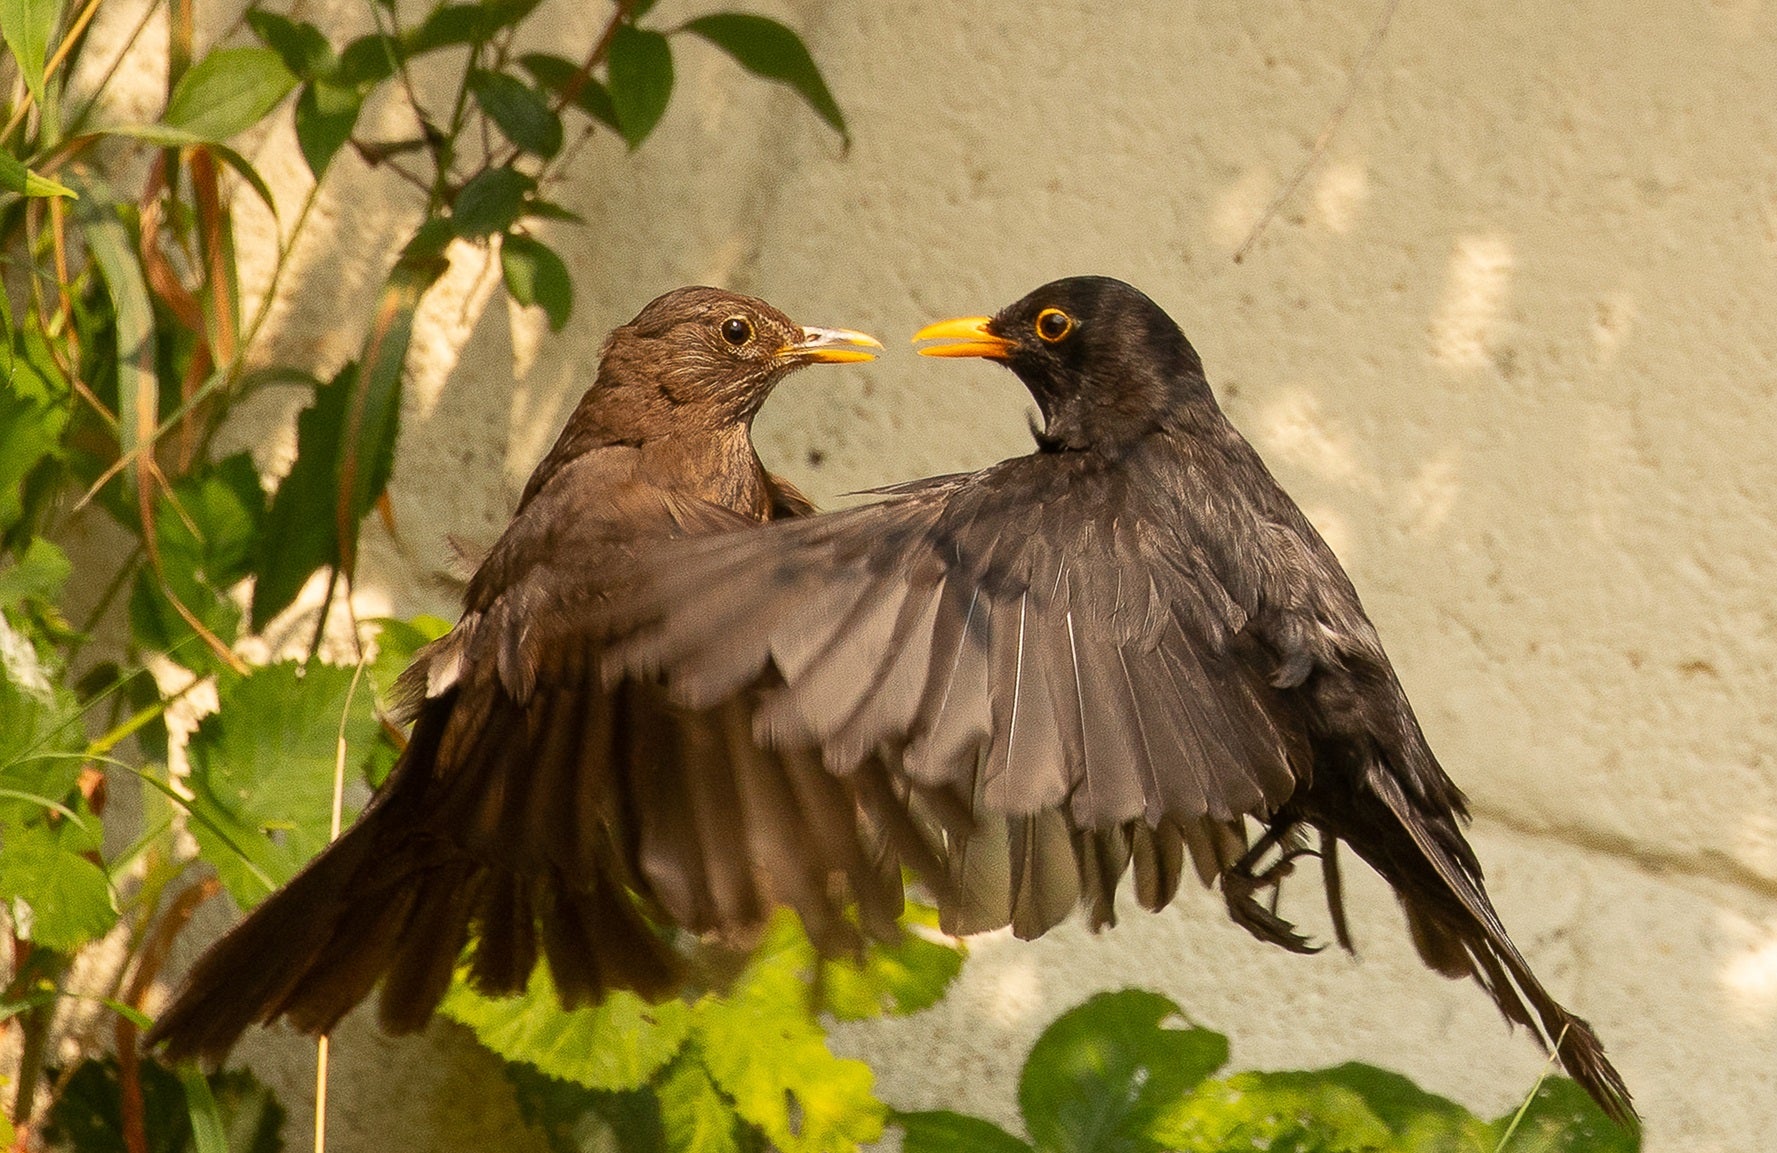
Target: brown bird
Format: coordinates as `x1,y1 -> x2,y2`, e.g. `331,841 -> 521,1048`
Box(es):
145,287 -> 927,1064
600,276 -> 1636,1127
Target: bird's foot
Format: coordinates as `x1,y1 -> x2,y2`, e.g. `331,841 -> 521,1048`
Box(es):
1222,835 -> 1322,954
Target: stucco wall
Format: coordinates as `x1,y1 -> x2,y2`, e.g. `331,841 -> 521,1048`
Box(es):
117,0 -> 1777,1148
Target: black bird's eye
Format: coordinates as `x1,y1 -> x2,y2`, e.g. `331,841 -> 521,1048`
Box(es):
1035,308 -> 1073,343
721,316 -> 754,346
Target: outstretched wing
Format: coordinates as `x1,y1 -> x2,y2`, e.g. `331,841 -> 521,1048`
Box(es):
148,447 -> 948,1064
604,450 -> 1313,936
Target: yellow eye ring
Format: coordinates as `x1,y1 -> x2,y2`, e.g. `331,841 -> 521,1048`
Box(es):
1035,308 -> 1073,343
720,316 -> 754,345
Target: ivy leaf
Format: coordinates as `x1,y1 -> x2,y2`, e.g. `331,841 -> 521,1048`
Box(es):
0,0 -> 63,108
656,1051 -> 744,1153
695,912 -> 884,1152
439,963 -> 692,1091
518,53 -> 620,132
470,69 -> 563,158
1018,989 -> 1229,1153
294,80 -> 362,178
893,1111 -> 1033,1153
0,815 -> 115,952
819,902 -> 964,1020
183,660 -> 382,907
681,14 -> 847,144
500,233 -> 573,331
606,25 -> 673,148
162,47 -> 299,142
453,166 -> 536,238
0,149 -> 76,199
246,11 -> 337,81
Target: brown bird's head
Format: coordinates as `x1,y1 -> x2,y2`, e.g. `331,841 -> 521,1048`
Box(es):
599,286 -> 882,431
914,276 -> 1213,451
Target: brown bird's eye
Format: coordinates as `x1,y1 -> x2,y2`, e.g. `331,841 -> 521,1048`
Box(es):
1035,308 -> 1073,343
721,316 -> 754,346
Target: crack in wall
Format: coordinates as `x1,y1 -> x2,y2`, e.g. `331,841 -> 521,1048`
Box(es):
1471,800 -> 1777,902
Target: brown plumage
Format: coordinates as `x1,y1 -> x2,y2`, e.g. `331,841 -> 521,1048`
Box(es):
144,287 -> 935,1064
599,276 -> 1636,1128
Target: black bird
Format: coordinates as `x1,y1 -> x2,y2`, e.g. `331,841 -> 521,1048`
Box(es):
600,276 -> 1636,1127
145,287 -> 936,1064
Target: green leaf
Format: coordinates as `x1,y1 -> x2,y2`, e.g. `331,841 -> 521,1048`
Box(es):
0,538 -> 71,607
1152,1070 -> 1394,1153
74,191 -> 156,511
0,0 -> 64,108
404,4 -> 491,54
365,613 -> 450,711
338,34 -> 399,87
294,80 -> 362,178
819,903 -> 964,1020
500,233 -> 572,330
894,1111 -> 1033,1153
0,655 -> 82,833
177,1067 -> 229,1153
1310,1063 -> 1490,1148
246,11 -> 337,80
440,963 -> 692,1091
1018,989 -> 1229,1153
128,454 -> 265,669
250,365 -> 346,628
0,343 -> 70,531
0,149 -> 76,198
470,69 -> 563,158
503,1065 -> 670,1153
162,47 -> 298,142
606,25 -> 673,148
681,14 -> 847,143
336,224 -> 450,574
657,1052 -> 743,1153
250,224 -> 448,626
452,165 -> 535,238
0,816 -> 115,951
518,53 -> 619,132
1489,1078 -> 1639,1153
183,660 -> 382,906
695,912 -> 884,1153
43,1057 -> 285,1153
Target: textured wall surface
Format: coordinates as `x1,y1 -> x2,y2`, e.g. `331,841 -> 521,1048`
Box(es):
115,0 -> 1777,1149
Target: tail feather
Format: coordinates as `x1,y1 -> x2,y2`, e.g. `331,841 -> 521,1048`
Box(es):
145,811 -> 402,1063
1366,770 -> 1638,1130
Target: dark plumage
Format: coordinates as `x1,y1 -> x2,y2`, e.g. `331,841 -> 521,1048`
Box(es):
144,287 -> 931,1064
601,276 -> 1635,1127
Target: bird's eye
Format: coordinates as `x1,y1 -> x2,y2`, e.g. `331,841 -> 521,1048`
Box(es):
1035,308 -> 1073,343
720,316 -> 754,346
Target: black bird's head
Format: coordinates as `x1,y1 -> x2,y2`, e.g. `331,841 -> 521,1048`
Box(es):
914,276 -> 1213,450
600,286 -> 882,429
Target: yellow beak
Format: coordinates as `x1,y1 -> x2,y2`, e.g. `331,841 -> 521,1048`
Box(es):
912,316 -> 1015,360
786,326 -> 884,364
